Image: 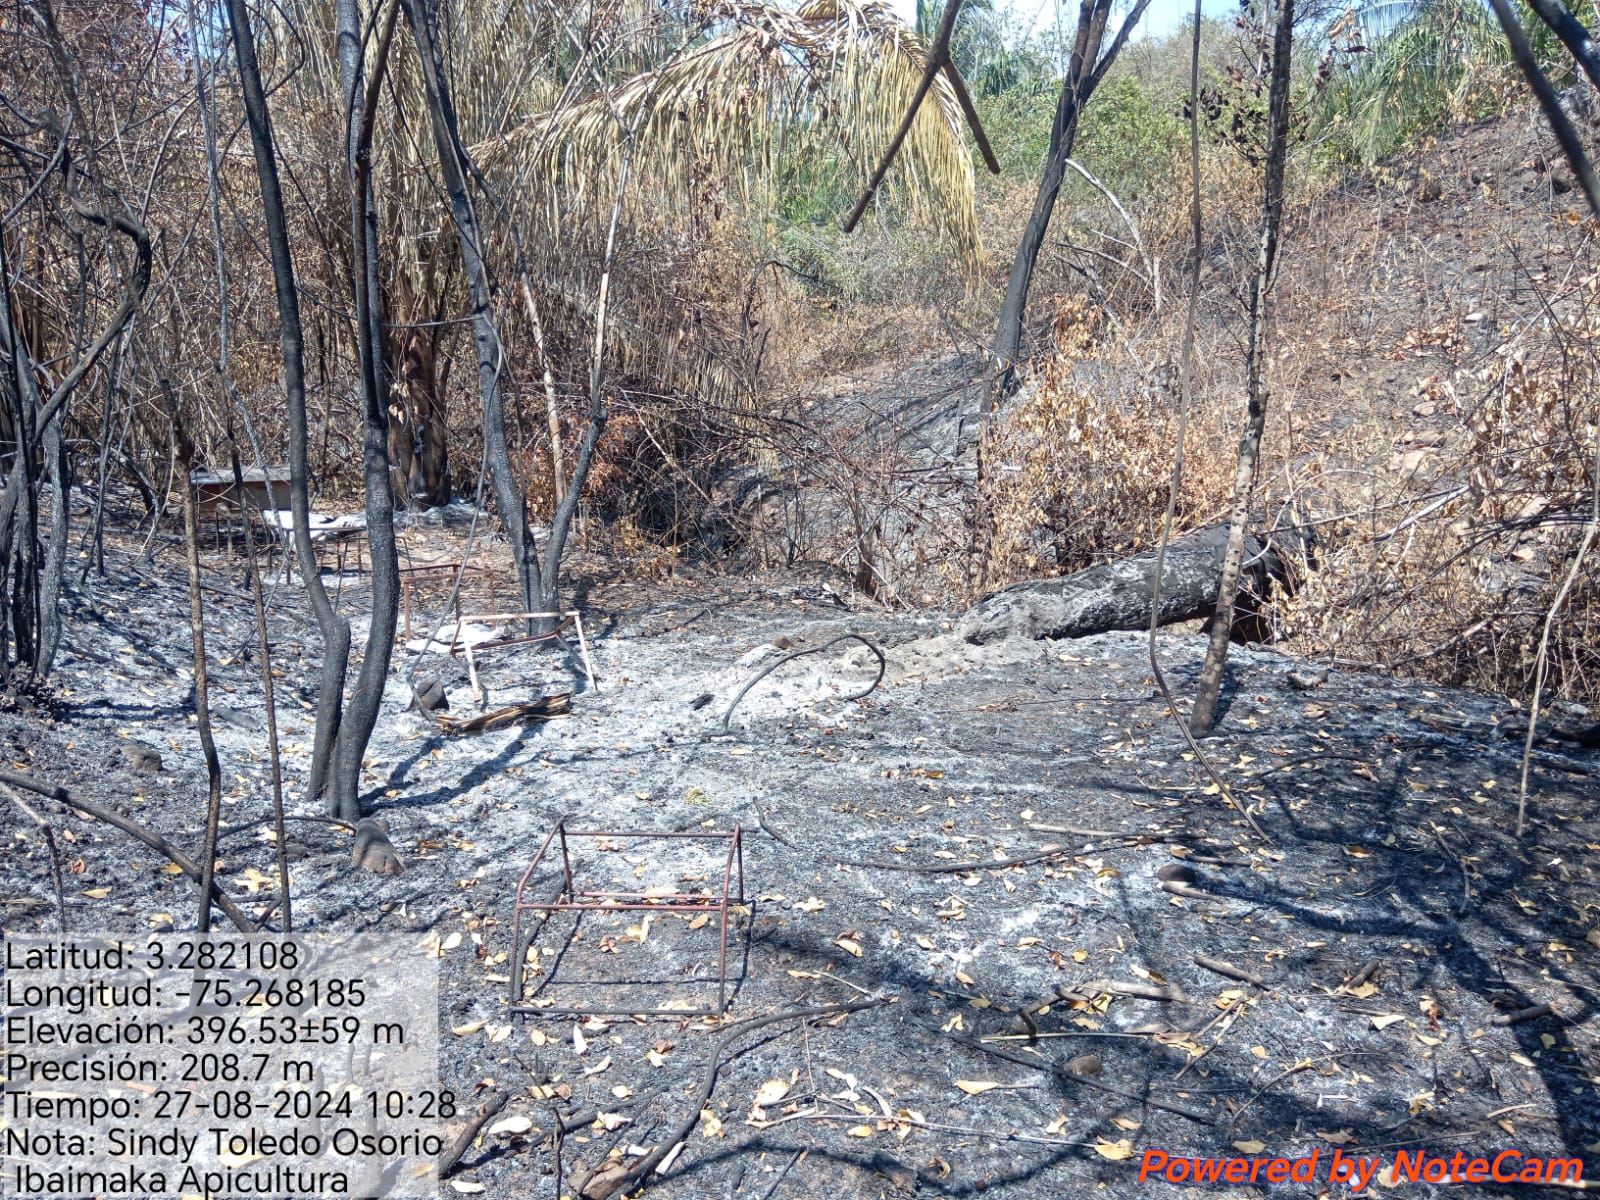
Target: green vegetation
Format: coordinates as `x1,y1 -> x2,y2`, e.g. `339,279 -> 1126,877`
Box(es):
1306,0 -> 1571,166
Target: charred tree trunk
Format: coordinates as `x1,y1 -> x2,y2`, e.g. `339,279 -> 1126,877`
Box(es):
329,0 -> 403,822
0,137 -> 147,686
402,0 -> 544,615
223,0 -> 352,800
985,0 -> 1151,410
959,521 -> 1302,645
1190,0 -> 1295,736
387,318 -> 451,508
162,378 -> 226,933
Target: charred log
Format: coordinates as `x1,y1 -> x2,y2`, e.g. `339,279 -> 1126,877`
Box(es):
959,521 -> 1305,645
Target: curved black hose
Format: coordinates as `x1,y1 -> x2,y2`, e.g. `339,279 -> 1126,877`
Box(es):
719,634 -> 886,735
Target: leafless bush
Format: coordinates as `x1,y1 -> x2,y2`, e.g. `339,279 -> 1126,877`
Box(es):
1274,267 -> 1600,705
977,296 -> 1235,589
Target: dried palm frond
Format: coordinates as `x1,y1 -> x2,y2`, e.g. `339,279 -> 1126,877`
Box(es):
486,0 -> 980,264
265,0 -> 973,474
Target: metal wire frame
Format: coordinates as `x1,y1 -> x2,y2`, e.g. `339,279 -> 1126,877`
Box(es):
509,822 -> 746,1018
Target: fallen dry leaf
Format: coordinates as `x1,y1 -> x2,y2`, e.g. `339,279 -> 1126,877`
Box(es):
954,1080 -> 1002,1096
753,1079 -> 790,1107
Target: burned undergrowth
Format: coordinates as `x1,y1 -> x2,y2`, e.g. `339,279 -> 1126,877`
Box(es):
0,511 -> 1595,1198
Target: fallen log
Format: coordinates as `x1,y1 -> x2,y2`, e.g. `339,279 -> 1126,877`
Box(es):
959,521 -> 1301,645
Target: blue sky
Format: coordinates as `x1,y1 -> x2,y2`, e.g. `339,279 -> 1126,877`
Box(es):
887,0 -> 1238,46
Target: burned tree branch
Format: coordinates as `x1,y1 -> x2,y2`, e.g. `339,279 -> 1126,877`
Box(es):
0,768 -> 256,933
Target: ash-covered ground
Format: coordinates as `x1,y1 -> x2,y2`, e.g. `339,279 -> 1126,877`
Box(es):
1,517 -> 1597,1200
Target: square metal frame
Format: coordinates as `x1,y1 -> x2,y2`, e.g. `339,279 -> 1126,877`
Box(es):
509,822 -> 746,1018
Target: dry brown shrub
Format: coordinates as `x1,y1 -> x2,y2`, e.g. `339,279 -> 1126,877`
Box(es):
1274,284 -> 1600,706
977,295 -> 1234,588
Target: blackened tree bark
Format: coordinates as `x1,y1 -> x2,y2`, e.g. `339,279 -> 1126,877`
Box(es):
400,0 -> 544,616
0,107 -> 148,684
161,378 -> 226,933
985,0 -> 1151,409
328,0 -> 403,821
222,0 -> 352,798
1189,0 -> 1295,736
959,521 -> 1301,644
401,0 -> 620,625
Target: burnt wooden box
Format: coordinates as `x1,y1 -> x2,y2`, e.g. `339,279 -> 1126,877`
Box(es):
189,467 -> 291,516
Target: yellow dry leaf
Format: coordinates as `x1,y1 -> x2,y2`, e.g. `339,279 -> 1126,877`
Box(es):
1233,1140 -> 1267,1154
1370,1014 -> 1406,1031
1095,1139 -> 1135,1161
753,1080 -> 790,1107
847,1125 -> 874,1138
451,1020 -> 486,1037
835,937 -> 863,958
954,1080 -> 1002,1096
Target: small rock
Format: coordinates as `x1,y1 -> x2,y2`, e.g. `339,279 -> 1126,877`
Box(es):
411,675 -> 448,713
1288,669 -> 1328,691
121,742 -> 162,772
212,707 -> 255,731
351,818 -> 405,876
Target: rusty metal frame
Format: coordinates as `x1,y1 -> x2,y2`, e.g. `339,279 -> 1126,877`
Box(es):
399,562 -> 500,641
509,822 -> 746,1018
443,610 -> 598,702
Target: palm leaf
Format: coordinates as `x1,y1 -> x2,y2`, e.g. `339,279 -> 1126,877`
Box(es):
486,0 -> 980,263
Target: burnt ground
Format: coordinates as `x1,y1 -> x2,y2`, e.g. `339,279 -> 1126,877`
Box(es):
1,514 -> 1597,1200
